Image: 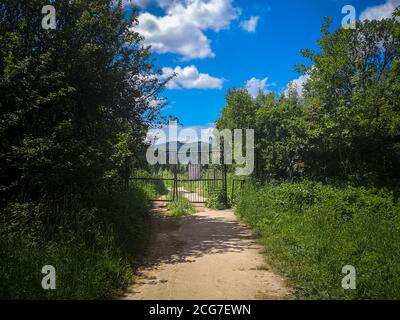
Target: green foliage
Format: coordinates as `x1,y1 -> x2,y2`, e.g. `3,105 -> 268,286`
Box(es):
0,1 -> 166,299
216,15 -> 400,187
130,169 -> 169,200
217,12 -> 400,300
207,190 -> 230,210
216,88 -> 256,130
167,198 -> 194,218
0,185 -> 151,299
0,0 -> 166,205
227,173 -> 247,205
236,182 -> 400,299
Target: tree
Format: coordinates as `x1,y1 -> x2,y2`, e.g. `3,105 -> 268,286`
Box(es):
0,0 -> 166,208
216,10 -> 400,186
216,88 -> 256,130
299,14 -> 400,183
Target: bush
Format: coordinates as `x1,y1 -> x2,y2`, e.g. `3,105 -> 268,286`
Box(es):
207,190 -> 230,210
236,181 -> 400,299
130,169 -> 168,200
167,198 -> 194,218
0,186 -> 151,299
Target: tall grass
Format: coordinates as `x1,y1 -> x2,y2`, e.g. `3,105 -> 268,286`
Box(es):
236,181 -> 400,299
167,198 -> 194,218
206,190 -> 230,210
0,184 -> 157,299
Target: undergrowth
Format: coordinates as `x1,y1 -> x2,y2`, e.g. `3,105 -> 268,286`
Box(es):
236,181 -> 400,299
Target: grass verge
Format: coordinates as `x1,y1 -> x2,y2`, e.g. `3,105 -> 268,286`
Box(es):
235,181 -> 400,299
0,184 -> 158,299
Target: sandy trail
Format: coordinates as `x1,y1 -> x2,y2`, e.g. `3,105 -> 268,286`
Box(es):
177,186 -> 206,203
123,205 -> 289,300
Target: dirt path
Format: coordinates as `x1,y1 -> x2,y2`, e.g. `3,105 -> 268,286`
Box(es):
177,186 -> 206,203
123,205 -> 289,300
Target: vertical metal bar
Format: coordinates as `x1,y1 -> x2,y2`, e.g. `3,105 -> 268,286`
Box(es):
173,163 -> 177,201
232,179 -> 235,203
213,168 -> 217,192
204,178 -> 206,203
223,164 -> 227,205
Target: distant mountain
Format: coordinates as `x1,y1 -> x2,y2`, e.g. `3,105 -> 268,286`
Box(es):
155,141 -> 212,152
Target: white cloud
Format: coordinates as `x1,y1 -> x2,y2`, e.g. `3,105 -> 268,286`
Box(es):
284,74 -> 310,98
162,65 -> 225,89
240,16 -> 260,32
167,0 -> 240,31
245,77 -> 271,98
125,0 -> 175,9
133,0 -> 240,60
136,13 -> 214,59
360,0 -> 400,21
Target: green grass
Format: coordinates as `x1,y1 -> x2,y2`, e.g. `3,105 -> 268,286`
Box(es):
0,185 -> 155,299
206,190 -> 230,210
167,198 -> 195,218
130,169 -> 169,200
235,181 -> 400,299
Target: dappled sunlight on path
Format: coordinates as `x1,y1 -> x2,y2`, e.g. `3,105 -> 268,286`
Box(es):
123,206 -> 289,300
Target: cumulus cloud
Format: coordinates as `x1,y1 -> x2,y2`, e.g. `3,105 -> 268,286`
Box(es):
284,74 -> 310,98
133,0 -> 240,60
240,16 -> 260,32
136,13 -> 214,59
245,77 -> 271,98
360,0 -> 400,21
127,0 -> 173,8
162,65 -> 225,89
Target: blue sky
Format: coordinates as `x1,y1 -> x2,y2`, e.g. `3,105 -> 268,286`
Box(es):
127,0 -> 399,127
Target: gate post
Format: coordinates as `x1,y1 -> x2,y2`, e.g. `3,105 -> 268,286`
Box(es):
231,179 -> 235,203
173,163 -> 177,201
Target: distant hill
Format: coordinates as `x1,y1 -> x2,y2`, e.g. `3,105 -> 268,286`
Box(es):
155,141 -> 212,153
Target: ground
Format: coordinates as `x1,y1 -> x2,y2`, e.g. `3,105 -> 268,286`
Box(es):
122,204 -> 290,300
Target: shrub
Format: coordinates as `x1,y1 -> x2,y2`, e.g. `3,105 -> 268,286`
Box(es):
207,190 -> 230,210
236,181 -> 400,299
167,198 -> 194,218
0,185 -> 151,299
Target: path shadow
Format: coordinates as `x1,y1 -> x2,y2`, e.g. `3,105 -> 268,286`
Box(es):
140,207 -> 258,269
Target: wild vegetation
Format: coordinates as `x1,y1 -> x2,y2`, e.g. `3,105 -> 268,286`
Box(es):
167,198 -> 194,218
218,14 -> 400,186
2,0 -> 400,301
217,9 -> 400,299
0,1 -> 167,299
236,182 -> 400,299
206,189 -> 230,210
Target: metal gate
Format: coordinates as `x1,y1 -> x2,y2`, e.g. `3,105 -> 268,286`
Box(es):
130,164 -> 226,204
128,145 -> 251,204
